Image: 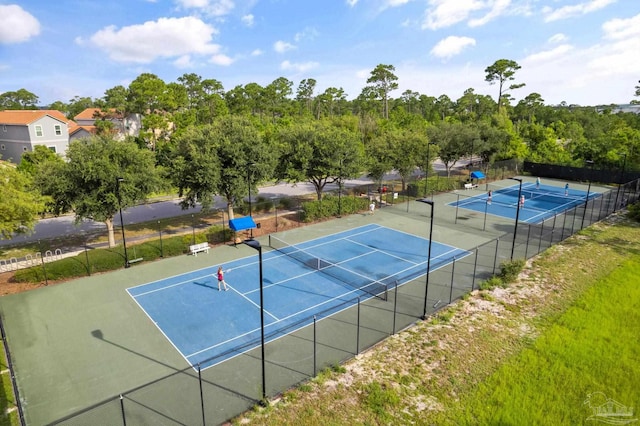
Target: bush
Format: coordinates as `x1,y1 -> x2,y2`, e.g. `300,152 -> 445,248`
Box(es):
300,195 -> 369,222
499,259 -> 526,283
627,200 -> 640,222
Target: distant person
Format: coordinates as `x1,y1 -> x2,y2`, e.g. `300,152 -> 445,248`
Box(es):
369,201 -> 376,215
217,266 -> 229,291
519,195 -> 525,208
536,177 -> 541,189
565,183 -> 569,196
487,190 -> 492,205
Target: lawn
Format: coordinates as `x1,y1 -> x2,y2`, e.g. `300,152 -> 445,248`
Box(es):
232,216 -> 640,425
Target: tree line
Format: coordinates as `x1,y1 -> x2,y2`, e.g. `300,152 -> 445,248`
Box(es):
1,60 -> 639,245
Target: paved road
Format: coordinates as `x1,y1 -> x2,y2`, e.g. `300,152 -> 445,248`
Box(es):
0,159 -> 470,247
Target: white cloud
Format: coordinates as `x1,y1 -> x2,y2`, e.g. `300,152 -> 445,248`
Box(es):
210,54 -> 234,66
251,49 -> 263,56
174,0 -> 235,16
548,33 -> 568,44
602,13 -> 640,40
84,17 -> 221,63
430,36 -> 476,59
294,27 -> 319,43
422,0 -> 485,30
0,5 -> 41,44
173,55 -> 194,68
523,44 -> 574,62
241,14 -> 255,27
274,40 -> 296,53
543,0 -> 616,23
346,0 -> 358,6
468,0 -> 511,27
280,60 -> 319,73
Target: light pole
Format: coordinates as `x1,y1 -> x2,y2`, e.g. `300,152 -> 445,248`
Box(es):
246,162 -> 256,238
243,238 -> 266,403
116,177 -> 129,268
614,153 -> 627,212
424,142 -> 435,197
581,160 -> 594,229
510,177 -> 523,261
416,198 -> 434,320
338,157 -> 343,218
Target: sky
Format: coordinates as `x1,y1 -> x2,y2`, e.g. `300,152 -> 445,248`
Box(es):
1,0 -> 639,108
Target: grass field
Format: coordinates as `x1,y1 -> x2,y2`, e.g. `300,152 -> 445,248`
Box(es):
233,215 -> 640,425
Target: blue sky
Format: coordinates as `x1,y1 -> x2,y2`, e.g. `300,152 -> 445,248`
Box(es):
1,0 -> 639,107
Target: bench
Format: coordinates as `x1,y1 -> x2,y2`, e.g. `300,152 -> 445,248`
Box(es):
189,242 -> 210,256
464,183 -> 478,190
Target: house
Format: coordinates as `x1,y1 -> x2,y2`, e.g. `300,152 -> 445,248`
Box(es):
0,110 -> 72,163
72,108 -> 141,141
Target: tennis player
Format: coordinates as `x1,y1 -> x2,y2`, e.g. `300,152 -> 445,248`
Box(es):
217,266 -> 229,291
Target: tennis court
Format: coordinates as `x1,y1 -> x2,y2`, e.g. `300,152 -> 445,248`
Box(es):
450,182 -> 599,223
128,224 -> 469,369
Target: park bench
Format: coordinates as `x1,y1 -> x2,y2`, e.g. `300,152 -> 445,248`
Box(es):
189,242 -> 210,256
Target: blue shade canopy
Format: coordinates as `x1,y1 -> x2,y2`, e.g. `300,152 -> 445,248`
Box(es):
229,216 -> 257,231
470,171 -> 485,179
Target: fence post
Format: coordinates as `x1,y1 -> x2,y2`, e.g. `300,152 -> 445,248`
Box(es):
120,395 -> 127,426
493,238 -> 499,275
538,220 -> 545,254
392,282 -> 398,335
198,364 -> 205,426
524,225 -> 532,259
449,257 -> 456,303
313,316 -> 317,377
356,298 -> 361,355
472,248 -> 479,291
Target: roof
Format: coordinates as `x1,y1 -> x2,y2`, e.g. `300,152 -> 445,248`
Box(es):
74,108 -> 122,121
0,109 -> 71,125
69,123 -> 96,136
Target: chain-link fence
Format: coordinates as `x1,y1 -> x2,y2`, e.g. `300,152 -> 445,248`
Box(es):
23,176 -> 637,425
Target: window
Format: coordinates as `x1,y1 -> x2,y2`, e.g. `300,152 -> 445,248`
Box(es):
1,144 -> 5,150
2,125 -> 6,132
35,125 -> 43,137
54,125 -> 62,136
48,146 -> 57,153
23,147 -> 28,151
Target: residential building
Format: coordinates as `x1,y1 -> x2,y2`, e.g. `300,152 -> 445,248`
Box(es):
72,108 -> 141,141
0,110 -> 71,163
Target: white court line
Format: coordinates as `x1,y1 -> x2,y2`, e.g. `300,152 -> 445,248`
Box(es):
186,246 -> 470,364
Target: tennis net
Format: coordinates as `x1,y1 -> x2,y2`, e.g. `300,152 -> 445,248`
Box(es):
269,235 -> 388,301
487,184 -> 586,206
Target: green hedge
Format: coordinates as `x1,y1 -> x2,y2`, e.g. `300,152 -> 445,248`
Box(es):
300,195 -> 369,222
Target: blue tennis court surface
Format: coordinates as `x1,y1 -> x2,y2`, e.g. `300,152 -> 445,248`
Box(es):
127,224 -> 469,369
450,182 -> 598,223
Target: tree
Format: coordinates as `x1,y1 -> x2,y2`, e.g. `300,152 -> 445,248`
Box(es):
632,80 -> 640,105
366,64 -> 399,119
295,78 -> 316,116
0,89 -> 39,109
485,59 -> 525,111
66,96 -> 95,119
169,116 -> 275,219
0,163 -> 48,239
35,136 -> 161,248
275,119 -> 363,200
427,122 -> 478,177
17,145 -> 63,177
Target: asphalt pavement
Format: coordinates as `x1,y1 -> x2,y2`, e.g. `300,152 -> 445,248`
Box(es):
0,158 -> 468,247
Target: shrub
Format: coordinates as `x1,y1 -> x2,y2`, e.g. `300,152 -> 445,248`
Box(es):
627,200 -> 640,222
499,259 -> 526,283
